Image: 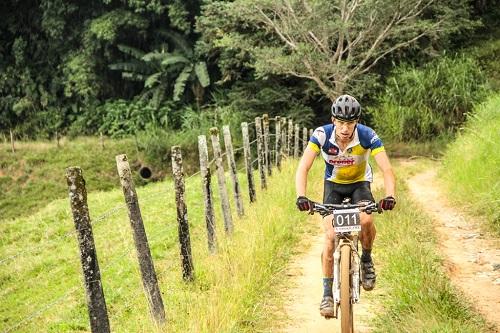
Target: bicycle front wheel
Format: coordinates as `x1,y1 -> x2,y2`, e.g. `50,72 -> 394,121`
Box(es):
340,244 -> 353,333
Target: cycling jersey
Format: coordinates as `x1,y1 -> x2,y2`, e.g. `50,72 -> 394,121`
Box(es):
309,124 -> 385,184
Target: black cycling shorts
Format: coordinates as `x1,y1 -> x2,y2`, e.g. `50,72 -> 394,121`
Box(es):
323,180 -> 374,205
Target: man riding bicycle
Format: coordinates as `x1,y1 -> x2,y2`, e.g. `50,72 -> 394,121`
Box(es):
295,94 -> 396,318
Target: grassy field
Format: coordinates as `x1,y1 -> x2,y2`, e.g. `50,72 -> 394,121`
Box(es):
441,94 -> 500,234
0,136 -> 205,222
0,158 -> 321,332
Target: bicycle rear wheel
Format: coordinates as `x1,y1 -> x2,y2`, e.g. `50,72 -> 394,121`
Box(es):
340,244 -> 353,333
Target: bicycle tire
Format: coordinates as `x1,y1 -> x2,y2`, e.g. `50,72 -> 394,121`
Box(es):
340,244 -> 353,333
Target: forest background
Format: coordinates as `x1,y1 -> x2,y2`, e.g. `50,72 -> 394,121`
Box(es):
1,0 -> 499,220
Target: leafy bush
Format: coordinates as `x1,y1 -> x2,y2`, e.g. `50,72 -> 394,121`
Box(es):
368,54 -> 489,141
69,99 -> 173,137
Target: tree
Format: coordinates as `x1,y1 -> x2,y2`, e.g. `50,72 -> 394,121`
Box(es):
199,0 -> 476,100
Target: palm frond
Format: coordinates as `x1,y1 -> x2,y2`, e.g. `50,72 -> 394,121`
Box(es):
144,72 -> 162,88
156,29 -> 193,57
194,61 -> 210,88
161,55 -> 190,67
173,66 -> 193,101
142,51 -> 171,63
122,72 -> 147,82
116,44 -> 145,60
109,61 -> 153,75
151,86 -> 167,109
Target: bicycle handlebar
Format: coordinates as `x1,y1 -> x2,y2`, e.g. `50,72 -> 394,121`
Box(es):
309,201 -> 382,217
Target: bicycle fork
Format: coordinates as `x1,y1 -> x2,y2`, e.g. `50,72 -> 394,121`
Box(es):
332,236 -> 361,314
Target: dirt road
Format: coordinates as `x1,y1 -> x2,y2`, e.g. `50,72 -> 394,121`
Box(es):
280,226 -> 380,333
408,169 -> 500,330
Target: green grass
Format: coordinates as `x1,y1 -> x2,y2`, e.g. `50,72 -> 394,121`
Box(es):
0,158 -> 322,332
1,152 -> 495,332
0,137 -> 139,221
370,159 -> 492,332
0,136 -> 204,222
440,94 -> 500,234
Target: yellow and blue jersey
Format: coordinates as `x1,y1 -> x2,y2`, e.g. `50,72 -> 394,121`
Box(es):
308,124 -> 385,184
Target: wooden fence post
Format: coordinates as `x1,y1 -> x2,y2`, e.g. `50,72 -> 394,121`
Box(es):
262,114 -> 272,176
223,126 -> 244,217
294,124 -> 300,158
275,116 -> 282,170
198,135 -> 217,253
171,146 -> 195,281
210,128 -> 234,234
66,167 -> 110,333
10,129 -> 15,153
241,122 -> 256,203
281,118 -> 287,160
55,130 -> 60,148
255,117 -> 267,190
302,127 -> 308,153
100,132 -> 104,150
287,119 -> 294,157
115,154 -> 166,324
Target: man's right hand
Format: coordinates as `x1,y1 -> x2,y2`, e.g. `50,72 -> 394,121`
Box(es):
296,196 -> 312,211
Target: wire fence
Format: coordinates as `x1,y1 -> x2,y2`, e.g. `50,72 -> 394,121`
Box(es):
1,115 -> 312,333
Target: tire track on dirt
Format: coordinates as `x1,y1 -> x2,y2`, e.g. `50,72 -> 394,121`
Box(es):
408,169 -> 500,331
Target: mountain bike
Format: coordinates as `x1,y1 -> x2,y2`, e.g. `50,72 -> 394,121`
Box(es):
310,200 -> 382,333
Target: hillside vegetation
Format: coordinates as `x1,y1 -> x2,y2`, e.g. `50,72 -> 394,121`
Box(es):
441,94 -> 500,234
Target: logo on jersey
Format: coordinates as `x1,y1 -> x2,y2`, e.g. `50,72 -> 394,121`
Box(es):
347,147 -> 353,154
370,132 -> 380,144
328,157 -> 355,166
327,146 -> 339,155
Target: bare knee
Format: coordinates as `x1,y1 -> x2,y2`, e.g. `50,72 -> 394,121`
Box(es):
360,214 -> 374,229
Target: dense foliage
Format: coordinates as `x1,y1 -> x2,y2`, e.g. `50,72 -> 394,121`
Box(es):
197,0 -> 476,99
368,54 -> 489,141
0,0 -> 498,140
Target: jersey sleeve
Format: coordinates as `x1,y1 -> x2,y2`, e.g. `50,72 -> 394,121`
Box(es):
309,127 -> 326,153
368,130 -> 385,156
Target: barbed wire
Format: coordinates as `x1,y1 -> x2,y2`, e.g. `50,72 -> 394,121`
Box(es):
0,202 -> 128,265
3,220 -> 179,333
3,286 -> 80,333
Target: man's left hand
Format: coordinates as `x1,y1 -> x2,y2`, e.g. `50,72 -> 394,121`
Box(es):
379,196 -> 396,210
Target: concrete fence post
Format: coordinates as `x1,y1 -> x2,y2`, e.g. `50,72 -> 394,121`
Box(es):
287,119 -> 294,157
171,146 -> 195,281
115,154 -> 166,324
255,117 -> 267,190
210,128 -> 234,234
302,127 -> 308,154
198,135 -> 217,253
275,116 -> 282,170
262,114 -> 272,176
223,126 -> 244,217
241,122 -> 257,203
10,129 -> 15,153
294,124 -> 300,158
66,167 -> 110,333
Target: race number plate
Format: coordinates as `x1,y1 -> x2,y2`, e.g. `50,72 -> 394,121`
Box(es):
333,209 -> 361,232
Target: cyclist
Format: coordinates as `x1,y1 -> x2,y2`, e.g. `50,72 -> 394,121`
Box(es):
295,94 -> 396,318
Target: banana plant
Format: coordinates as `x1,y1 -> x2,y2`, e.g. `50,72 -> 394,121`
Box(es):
109,30 -> 210,107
